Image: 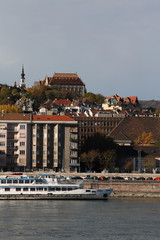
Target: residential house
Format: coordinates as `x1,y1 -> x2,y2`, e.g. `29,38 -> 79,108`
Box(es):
102,94 -> 140,111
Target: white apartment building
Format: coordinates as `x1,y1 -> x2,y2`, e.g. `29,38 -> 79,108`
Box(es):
0,114 -> 79,172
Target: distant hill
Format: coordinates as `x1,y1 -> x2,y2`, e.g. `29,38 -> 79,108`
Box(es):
139,100 -> 160,109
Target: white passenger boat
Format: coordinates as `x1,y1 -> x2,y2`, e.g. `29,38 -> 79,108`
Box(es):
0,175 -> 112,200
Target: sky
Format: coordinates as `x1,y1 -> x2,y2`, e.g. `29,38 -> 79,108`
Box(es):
0,0 -> 160,100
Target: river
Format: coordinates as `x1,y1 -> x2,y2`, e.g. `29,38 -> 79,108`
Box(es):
0,198 -> 159,240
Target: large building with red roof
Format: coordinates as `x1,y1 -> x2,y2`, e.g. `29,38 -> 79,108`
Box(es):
39,73 -> 86,96
0,113 -> 79,172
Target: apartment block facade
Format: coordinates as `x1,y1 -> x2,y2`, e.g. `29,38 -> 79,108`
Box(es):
0,114 -> 79,172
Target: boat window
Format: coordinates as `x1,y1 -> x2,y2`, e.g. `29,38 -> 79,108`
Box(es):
44,188 -> 47,191
23,188 -> 28,191
19,180 -> 24,183
92,190 -> 96,193
5,188 -> 10,191
86,190 -> 91,192
25,180 -> 29,183
1,180 -> 6,184
62,188 -> 67,191
16,188 -> 21,191
7,180 -> 12,183
13,180 -> 18,183
68,188 -> 73,191
55,188 -> 61,191
49,188 -> 55,191
30,188 -> 35,191
37,188 -> 43,191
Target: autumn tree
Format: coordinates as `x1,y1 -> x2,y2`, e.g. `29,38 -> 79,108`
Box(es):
0,105 -> 22,113
134,131 -> 155,146
144,155 -> 156,172
123,161 -> 133,173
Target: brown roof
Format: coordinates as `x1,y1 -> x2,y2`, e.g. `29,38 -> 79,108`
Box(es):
45,73 -> 85,86
109,117 -> 160,142
0,113 -> 31,120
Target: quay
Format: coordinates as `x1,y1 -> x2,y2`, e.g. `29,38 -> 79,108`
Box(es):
1,171 -> 160,198
84,181 -> 160,198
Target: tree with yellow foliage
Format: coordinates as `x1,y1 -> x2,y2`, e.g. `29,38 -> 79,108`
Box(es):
134,131 -> 155,146
0,105 -> 22,113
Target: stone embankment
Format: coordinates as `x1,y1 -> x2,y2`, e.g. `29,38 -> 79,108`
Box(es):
83,180 -> 160,198
1,171 -> 160,198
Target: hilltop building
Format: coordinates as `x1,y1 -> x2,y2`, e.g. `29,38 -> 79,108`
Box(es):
39,73 -> 86,96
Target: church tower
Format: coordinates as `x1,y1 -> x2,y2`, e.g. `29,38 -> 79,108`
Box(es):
19,65 -> 26,88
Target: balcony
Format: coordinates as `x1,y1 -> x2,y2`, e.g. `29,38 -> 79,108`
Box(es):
69,163 -> 80,167
70,136 -> 78,142
70,146 -> 78,150
7,146 -> 18,150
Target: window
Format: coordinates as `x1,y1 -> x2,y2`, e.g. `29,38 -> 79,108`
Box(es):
1,180 -> 6,183
0,125 -> 6,130
0,134 -> 5,138
0,142 -> 5,146
20,125 -> 25,129
20,150 -> 25,155
13,180 -> 18,183
20,142 -> 25,146
20,133 -> 25,138
16,188 -> 21,191
5,188 -> 10,191
7,180 -> 12,183
23,188 -> 28,191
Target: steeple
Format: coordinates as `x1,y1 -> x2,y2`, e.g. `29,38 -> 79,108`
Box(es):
19,65 -> 26,88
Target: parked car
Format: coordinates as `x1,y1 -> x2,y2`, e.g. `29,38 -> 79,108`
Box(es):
112,176 -> 124,180
146,177 -> 153,180
136,177 -> 145,180
154,177 -> 160,181
98,176 -> 107,180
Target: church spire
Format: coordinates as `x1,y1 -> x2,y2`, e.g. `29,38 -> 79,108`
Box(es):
19,65 -> 26,88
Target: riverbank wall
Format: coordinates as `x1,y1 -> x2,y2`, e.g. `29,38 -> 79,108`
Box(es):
83,181 -> 160,198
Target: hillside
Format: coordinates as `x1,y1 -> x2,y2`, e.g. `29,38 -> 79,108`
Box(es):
139,100 -> 160,109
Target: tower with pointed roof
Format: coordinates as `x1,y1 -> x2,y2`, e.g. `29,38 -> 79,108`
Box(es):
19,65 -> 26,88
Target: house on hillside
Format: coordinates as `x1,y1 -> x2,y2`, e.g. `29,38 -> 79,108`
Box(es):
39,73 -> 86,96
102,94 -> 140,111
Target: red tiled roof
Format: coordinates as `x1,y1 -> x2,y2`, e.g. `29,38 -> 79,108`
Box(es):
53,99 -> 72,106
104,95 -> 138,105
33,115 -> 75,122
